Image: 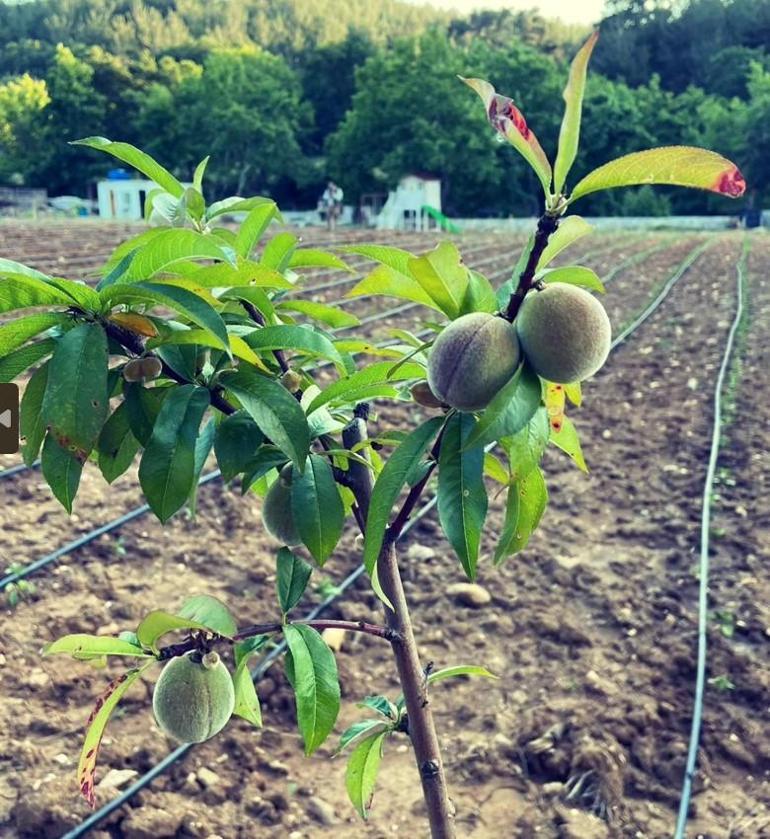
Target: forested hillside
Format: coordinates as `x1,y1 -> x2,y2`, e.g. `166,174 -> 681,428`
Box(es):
0,0 -> 766,215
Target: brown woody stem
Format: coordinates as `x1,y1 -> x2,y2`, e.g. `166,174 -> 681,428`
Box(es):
342,415 -> 455,839
503,211 -> 560,321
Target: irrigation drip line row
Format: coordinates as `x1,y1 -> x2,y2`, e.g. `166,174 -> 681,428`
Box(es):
57,233 -> 712,839
673,237 -> 749,839
0,233 -> 652,486
0,236 -> 705,593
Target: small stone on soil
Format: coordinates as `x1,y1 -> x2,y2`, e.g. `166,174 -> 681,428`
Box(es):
196,767 -> 221,788
407,543 -> 436,561
96,768 -> 138,790
306,796 -> 337,826
446,582 -> 491,607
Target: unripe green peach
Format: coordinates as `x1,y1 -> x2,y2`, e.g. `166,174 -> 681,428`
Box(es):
427,312 -> 521,411
516,282 -> 611,383
262,465 -> 301,546
153,651 -> 235,743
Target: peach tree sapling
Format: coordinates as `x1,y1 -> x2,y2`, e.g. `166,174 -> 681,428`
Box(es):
0,32 -> 744,838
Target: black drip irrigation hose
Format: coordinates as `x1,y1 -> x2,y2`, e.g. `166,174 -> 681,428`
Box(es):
0,235 -> 706,592
674,237 -> 749,838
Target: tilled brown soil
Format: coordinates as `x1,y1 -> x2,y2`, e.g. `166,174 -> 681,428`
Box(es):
1,226 -> 765,839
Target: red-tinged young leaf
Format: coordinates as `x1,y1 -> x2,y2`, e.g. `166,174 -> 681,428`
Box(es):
553,31 -> 599,194
494,466 -> 548,562
550,415 -> 588,472
345,729 -> 388,820
77,662 -> 155,807
462,77 -> 552,196
569,146 -> 746,203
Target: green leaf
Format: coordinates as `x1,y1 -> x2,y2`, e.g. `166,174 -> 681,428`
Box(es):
97,403 -> 140,484
465,365 -> 542,449
460,270 -> 497,315
346,264 -> 440,312
438,413 -> 488,580
503,406 -> 550,480
260,232 -> 297,271
219,370 -> 310,469
193,156 -> 209,192
73,137 -> 184,197
539,265 -> 605,293
205,195 -> 276,222
177,595 -> 237,637
357,695 -> 398,720
537,216 -> 593,270
135,610 -> 209,654
41,432 -> 83,513
42,322 -> 109,457
550,415 -> 588,472
306,360 -> 425,414
43,634 -> 151,659
43,276 -> 102,310
0,273 -> 75,313
234,201 -> 278,258
123,382 -> 168,446
291,454 -> 345,565
181,260 -> 292,289
0,312 -> 68,356
104,281 -> 229,352
337,719 -> 390,754
241,447 -> 290,493
426,664 -> 498,685
0,257 -> 50,282
338,243 -> 415,275
99,228 -> 166,279
407,242 -> 469,319
276,547 -> 313,613
494,466 -> 548,562
570,146 -> 746,203
288,248 -> 350,271
553,31 -> 599,195
275,299 -> 360,329
19,361 -> 48,466
283,624 -> 340,755
346,730 -> 387,820
483,452 -> 509,485
0,338 -> 54,383
138,384 -> 211,522
462,76 -> 552,196
363,417 -> 444,596
76,662 -> 156,807
114,229 -> 234,283
214,411 -> 264,481
243,325 -> 345,368
232,655 -> 262,728
183,186 -> 205,222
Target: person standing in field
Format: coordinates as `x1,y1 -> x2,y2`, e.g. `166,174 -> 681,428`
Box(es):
320,180 -> 344,230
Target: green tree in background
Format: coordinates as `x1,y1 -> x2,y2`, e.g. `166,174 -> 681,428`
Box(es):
0,73 -> 50,184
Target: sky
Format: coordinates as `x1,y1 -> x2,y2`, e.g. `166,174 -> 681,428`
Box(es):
405,0 -> 606,25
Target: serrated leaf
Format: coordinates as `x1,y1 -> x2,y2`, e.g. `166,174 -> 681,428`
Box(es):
177,595 -> 237,637
219,370 -> 310,469
276,547 -> 313,613
553,31 -> 599,194
426,664 -> 498,685
438,413 -> 488,581
135,609 -> 210,654
537,216 -> 593,270
364,417 -> 444,601
464,364 -> 542,449
76,662 -> 156,807
291,454 -> 345,565
0,312 -> 68,356
214,411 -> 264,481
43,634 -> 150,659
19,361 -> 49,465
550,415 -> 588,472
494,466 -> 548,562
570,146 -> 746,203
42,322 -> 109,458
41,431 -> 83,513
0,338 -> 54,382
346,730 -> 387,820
462,76 -> 552,196
305,360 -> 425,414
97,403 -> 140,484
283,624 -> 340,755
407,241 -> 469,319
276,300 -> 360,329
73,137 -> 184,197
138,384 -> 210,522
539,265 -> 605,293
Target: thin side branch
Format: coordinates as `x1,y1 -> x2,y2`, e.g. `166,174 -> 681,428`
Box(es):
503,212 -> 560,321
240,300 -> 290,373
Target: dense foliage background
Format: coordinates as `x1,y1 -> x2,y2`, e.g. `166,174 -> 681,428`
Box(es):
0,0 -> 765,215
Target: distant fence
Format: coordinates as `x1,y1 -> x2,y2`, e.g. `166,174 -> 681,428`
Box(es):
451,213 -> 769,232
0,187 -> 48,217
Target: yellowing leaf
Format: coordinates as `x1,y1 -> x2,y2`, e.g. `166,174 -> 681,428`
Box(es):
570,146 -> 746,203
462,76 -> 552,197
550,415 -> 588,472
108,312 -> 158,337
